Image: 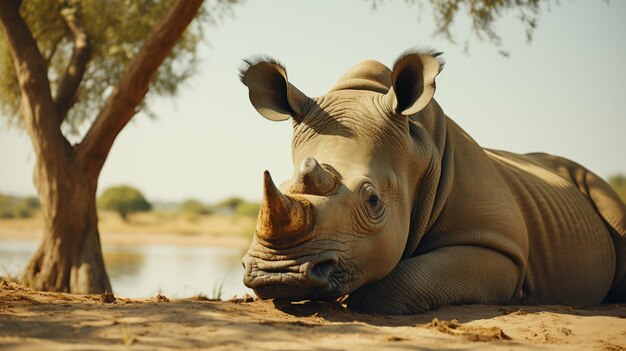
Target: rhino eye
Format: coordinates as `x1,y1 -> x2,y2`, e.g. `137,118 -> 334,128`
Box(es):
367,195 -> 380,208
361,183 -> 384,221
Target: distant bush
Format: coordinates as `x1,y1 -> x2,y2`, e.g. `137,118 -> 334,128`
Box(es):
608,174 -> 626,204
214,197 -> 246,211
22,196 -> 40,209
0,194 -> 40,219
235,202 -> 260,218
173,196 -> 260,221
98,185 -> 152,221
210,196 -> 260,218
179,199 -> 212,215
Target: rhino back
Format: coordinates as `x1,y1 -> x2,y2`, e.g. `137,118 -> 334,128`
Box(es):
486,149 -> 616,304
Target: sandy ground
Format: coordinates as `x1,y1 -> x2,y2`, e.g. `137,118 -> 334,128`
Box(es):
1,217 -> 625,350
0,280 -> 625,350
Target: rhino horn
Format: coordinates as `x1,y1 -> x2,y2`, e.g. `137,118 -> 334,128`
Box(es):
256,171 -> 314,248
291,157 -> 339,196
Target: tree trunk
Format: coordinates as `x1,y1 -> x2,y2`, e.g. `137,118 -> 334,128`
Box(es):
21,153 -> 111,294
1,0 -> 203,294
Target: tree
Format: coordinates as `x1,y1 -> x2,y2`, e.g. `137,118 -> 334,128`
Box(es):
608,174 -> 626,204
0,0 -> 227,294
98,186 -> 152,221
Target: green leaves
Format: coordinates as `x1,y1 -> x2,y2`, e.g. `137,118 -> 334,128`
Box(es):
0,0 -> 237,134
370,0 -> 557,55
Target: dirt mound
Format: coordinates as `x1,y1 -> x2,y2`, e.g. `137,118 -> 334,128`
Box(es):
427,317 -> 512,341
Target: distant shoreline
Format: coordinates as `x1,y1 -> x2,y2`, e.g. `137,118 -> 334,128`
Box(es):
0,211 -> 254,249
0,227 -> 251,249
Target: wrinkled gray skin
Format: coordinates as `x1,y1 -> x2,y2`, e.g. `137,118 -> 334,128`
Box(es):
240,50 -> 626,314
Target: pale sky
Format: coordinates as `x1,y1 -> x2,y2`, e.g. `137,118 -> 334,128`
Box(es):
1,0 -> 625,203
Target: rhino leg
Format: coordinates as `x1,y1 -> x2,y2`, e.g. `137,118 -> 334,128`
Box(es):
346,245 -> 520,314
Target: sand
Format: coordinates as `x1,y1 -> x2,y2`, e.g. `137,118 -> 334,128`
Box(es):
0,280 -> 625,350
1,217 -> 625,350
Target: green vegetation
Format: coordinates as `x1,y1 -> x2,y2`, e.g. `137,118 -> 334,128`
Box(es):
214,197 -> 246,211
176,197 -> 259,218
213,196 -> 260,217
180,199 -> 213,215
98,186 -> 152,221
0,189 -> 260,222
0,194 -> 39,219
234,202 -> 260,218
608,174 -> 626,204
0,0 -> 232,130
178,198 -> 212,222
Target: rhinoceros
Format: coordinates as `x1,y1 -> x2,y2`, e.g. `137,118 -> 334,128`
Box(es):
240,50 -> 626,314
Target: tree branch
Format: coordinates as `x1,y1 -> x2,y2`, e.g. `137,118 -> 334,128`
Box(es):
44,35 -> 63,66
77,0 -> 204,176
54,3 -> 92,126
0,0 -> 69,159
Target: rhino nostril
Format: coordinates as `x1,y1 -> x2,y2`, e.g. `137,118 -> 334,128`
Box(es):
311,262 -> 334,279
309,257 -> 338,279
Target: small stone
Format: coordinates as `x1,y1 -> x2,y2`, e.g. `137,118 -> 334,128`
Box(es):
101,292 -> 116,304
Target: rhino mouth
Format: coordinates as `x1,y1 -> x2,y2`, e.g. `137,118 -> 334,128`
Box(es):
242,251 -> 341,300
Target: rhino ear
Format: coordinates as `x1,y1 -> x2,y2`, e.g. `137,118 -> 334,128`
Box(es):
240,57 -> 310,121
386,51 -> 443,116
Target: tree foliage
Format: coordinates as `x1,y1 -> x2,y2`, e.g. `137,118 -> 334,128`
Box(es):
0,0 -> 237,133
98,185 -> 152,220
371,0 -> 574,53
608,174 -> 626,204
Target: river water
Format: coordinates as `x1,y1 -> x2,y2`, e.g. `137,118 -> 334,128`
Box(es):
0,239 -> 253,299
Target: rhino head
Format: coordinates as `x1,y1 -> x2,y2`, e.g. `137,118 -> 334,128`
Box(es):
241,50 -> 443,301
